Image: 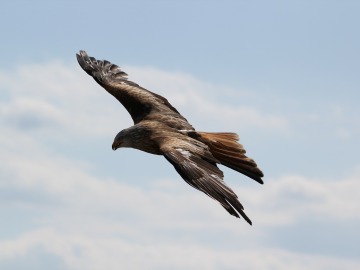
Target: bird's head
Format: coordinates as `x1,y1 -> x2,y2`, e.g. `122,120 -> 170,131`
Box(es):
112,129 -> 128,151
112,125 -> 150,152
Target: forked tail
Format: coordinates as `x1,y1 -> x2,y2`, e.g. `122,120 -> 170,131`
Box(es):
193,132 -> 264,184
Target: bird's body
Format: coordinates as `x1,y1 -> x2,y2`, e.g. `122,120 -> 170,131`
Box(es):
77,50 -> 264,225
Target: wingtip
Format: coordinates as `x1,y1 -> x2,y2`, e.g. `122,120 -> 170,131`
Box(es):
233,204 -> 253,225
241,212 -> 253,225
235,211 -> 252,225
78,50 -> 87,56
256,178 -> 264,185
76,50 -> 95,76
76,50 -> 87,60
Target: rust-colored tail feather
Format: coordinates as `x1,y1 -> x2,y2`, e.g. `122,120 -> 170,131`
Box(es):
196,132 -> 264,184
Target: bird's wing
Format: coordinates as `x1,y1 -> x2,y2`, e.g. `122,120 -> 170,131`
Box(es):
160,139 -> 253,225
76,50 -> 192,129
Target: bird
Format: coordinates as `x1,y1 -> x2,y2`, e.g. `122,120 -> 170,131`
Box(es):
76,50 -> 264,225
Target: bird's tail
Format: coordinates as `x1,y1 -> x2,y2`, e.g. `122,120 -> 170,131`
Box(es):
194,132 -> 264,184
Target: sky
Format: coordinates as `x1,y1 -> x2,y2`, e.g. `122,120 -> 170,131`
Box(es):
0,0 -> 359,269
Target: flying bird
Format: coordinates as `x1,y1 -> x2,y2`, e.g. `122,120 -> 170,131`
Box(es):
76,50 -> 264,225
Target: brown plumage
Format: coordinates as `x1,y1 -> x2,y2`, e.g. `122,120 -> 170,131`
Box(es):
76,50 -> 264,225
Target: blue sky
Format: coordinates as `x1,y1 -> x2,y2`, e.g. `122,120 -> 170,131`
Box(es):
0,1 -> 359,269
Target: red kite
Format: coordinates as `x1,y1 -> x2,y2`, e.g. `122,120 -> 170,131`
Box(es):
77,50 -> 263,225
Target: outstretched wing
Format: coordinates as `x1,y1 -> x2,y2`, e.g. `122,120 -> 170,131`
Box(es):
76,50 -> 193,129
161,141 -> 253,225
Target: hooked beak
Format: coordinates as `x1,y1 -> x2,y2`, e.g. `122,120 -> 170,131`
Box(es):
112,141 -> 120,151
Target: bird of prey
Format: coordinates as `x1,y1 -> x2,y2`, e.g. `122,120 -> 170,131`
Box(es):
76,50 -> 264,225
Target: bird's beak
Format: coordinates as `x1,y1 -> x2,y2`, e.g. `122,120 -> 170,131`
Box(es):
112,141 -> 119,151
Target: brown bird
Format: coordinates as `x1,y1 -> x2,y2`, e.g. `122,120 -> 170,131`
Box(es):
76,50 -> 264,225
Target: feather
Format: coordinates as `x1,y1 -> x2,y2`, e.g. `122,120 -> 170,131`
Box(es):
195,132 -> 264,184
162,146 -> 252,225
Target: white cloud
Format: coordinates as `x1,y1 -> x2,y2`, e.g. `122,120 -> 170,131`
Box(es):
247,172 -> 360,226
335,127 -> 352,139
0,62 -> 130,138
0,61 -> 287,141
1,118 -> 360,268
126,66 -> 288,131
1,97 -> 64,130
0,61 -> 359,269
1,229 -> 359,270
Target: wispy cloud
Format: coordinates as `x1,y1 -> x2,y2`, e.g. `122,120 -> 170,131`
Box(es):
126,67 -> 288,131
0,62 -> 288,138
0,61 -> 359,269
0,62 -> 130,138
1,228 -> 359,270
1,115 -> 360,269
